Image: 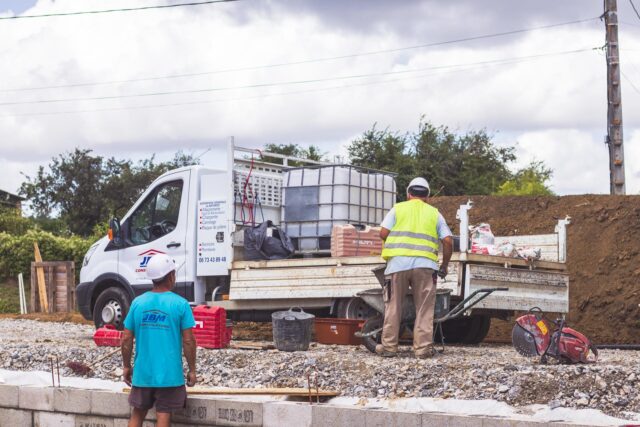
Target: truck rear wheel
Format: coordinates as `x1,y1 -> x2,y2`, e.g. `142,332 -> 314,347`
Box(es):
336,297 -> 377,320
93,287 -> 131,330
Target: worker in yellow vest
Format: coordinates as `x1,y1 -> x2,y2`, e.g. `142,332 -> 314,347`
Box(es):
379,177 -> 453,358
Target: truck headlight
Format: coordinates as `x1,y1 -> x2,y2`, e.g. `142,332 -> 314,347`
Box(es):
83,244 -> 99,267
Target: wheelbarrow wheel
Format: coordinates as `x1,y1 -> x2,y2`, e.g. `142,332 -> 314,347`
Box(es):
361,315 -> 384,353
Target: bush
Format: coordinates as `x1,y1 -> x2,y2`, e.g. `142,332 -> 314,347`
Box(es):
0,230 -> 93,282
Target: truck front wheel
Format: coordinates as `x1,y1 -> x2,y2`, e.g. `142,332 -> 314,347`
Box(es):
93,287 -> 131,330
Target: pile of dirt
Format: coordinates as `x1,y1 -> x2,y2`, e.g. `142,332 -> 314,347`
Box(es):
429,195 -> 640,344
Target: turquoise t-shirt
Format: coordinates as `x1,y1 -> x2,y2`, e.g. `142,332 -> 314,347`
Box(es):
123,291 -> 195,387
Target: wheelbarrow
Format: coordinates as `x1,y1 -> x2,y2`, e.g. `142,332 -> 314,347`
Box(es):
354,266 -> 508,353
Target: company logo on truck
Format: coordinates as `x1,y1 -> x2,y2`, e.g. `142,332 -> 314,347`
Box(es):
136,249 -> 165,273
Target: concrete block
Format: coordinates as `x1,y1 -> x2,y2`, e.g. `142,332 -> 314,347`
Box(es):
481,417 -> 516,427
0,385 -> 20,408
20,387 -> 55,411
75,415 -> 115,427
33,411 -> 75,427
263,402 -> 312,427
364,409 -> 421,427
214,399 -> 262,426
90,390 -> 131,418
53,388 -> 91,414
172,396 -> 217,425
113,419 -> 153,427
421,411 -> 456,427
311,405 -> 365,427
0,408 -> 33,427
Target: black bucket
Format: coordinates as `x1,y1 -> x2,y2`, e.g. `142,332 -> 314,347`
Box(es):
271,307 -> 315,351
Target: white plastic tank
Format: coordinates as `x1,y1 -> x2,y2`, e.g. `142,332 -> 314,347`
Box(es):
281,165 -> 396,253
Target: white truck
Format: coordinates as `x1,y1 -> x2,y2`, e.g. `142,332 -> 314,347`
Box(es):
77,140 -> 570,344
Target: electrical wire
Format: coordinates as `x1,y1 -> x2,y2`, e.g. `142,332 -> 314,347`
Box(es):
621,70 -> 640,94
0,0 -> 241,20
0,47 -> 596,107
0,47 -> 597,118
0,16 -> 600,93
629,0 -> 640,20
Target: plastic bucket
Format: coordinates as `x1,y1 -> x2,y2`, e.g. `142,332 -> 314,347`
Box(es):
272,307 -> 315,351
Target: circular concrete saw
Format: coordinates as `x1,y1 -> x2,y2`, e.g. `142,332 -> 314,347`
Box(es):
512,309 -> 598,364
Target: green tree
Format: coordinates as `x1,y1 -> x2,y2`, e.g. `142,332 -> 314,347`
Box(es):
348,125 -> 415,200
413,120 -> 515,196
496,161 -> 554,196
348,120 -> 518,198
20,149 -> 199,236
262,143 -> 326,166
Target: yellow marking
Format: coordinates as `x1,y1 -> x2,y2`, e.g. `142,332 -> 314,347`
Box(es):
536,320 -> 548,336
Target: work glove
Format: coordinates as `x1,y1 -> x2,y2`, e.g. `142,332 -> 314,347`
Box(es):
437,266 -> 448,279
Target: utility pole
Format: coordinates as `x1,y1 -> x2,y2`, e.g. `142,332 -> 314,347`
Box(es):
604,0 -> 626,195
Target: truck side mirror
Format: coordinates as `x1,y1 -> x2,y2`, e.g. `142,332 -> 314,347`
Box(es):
108,217 -> 122,247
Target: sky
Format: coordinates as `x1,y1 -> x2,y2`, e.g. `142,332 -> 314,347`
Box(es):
1,0 -> 640,198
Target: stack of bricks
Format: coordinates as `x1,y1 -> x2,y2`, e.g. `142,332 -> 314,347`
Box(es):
330,225 -> 383,257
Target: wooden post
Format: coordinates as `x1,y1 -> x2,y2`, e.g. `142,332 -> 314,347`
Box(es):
604,0 -> 626,195
33,242 -> 49,313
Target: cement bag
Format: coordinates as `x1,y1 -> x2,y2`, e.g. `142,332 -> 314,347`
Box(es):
470,223 -> 495,254
244,220 -> 294,261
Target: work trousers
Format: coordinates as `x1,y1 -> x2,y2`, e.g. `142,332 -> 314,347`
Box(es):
381,268 -> 436,356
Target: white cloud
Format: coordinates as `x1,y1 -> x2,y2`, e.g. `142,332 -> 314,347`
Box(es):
1,0 -> 640,199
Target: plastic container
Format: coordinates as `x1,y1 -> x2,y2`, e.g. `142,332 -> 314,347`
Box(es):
271,307 -> 315,351
314,318 -> 365,345
281,165 -> 396,253
93,324 -> 123,347
193,305 -> 228,349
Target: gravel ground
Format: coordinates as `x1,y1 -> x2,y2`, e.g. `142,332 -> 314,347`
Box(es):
1,319 -> 639,419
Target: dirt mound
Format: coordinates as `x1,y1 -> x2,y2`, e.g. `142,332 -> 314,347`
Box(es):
429,195 -> 640,344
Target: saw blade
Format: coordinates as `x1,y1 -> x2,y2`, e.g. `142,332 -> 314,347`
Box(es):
512,323 -> 540,357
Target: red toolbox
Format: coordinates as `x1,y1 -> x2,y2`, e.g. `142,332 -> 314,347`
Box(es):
93,324 -> 123,347
193,305 -> 228,349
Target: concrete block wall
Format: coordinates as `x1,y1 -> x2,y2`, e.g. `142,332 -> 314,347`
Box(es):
0,384 -> 602,427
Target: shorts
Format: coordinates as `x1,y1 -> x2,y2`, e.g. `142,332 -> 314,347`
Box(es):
128,385 -> 187,413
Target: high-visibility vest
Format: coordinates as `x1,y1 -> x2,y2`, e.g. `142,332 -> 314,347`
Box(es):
381,199 -> 439,261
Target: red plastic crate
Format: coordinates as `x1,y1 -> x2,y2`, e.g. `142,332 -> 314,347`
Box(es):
93,324 -> 123,347
193,305 -> 228,349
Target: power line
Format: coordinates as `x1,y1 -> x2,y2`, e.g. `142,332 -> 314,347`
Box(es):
0,0 -> 241,20
0,16 -> 600,93
0,47 -> 596,107
0,47 -> 598,118
621,70 -> 640,94
629,0 -> 640,20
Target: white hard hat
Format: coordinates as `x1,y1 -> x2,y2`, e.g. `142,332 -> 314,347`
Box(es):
146,253 -> 176,281
407,177 -> 430,197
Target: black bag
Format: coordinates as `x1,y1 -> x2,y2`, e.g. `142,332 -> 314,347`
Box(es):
244,221 -> 294,260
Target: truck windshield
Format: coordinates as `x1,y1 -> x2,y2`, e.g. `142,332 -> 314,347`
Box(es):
129,180 -> 183,245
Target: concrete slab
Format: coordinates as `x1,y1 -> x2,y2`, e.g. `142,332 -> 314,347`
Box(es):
90,390 -> 131,418
263,402 -> 312,427
0,408 -> 32,427
113,419 -> 153,427
53,388 -> 91,414
20,387 -> 54,411
33,411 -> 75,427
173,396 -> 217,425
0,385 -> 19,408
311,405 -> 366,427
76,415 -> 115,427
364,409 -> 421,427
215,399 -> 263,426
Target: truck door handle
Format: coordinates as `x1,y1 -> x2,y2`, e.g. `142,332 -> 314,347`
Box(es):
166,242 -> 181,248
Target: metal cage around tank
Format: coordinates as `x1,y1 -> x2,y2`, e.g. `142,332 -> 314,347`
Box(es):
281,164 -> 397,253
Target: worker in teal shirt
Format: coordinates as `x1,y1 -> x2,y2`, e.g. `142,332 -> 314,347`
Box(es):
121,254 -> 197,427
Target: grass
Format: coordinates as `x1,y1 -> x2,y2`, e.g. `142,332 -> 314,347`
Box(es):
0,281 -> 21,313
